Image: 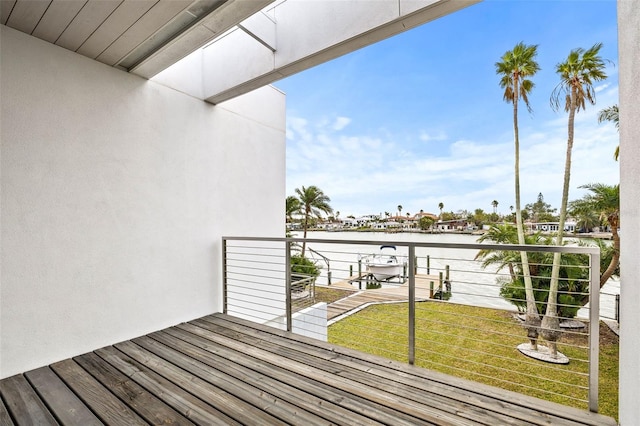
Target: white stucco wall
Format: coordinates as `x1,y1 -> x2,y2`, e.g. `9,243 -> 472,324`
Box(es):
0,25 -> 285,378
617,1 -> 639,423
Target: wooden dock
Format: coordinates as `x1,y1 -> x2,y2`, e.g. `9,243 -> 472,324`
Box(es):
327,274 -> 449,321
0,313 -> 616,425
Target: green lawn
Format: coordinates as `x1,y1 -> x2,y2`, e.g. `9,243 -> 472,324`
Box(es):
328,301 -> 619,420
314,285 -> 357,304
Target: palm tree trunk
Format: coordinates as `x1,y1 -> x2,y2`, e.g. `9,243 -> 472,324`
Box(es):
575,217 -> 619,307
301,210 -> 309,258
542,86 -> 578,358
513,81 -> 539,349
600,221 -> 620,285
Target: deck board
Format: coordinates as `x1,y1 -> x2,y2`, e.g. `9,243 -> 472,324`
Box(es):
178,320 -> 466,425
207,314 -> 583,426
0,374 -> 57,425
24,366 -> 102,425
192,316 -> 534,426
74,352 -> 193,425
0,313 -> 618,426
173,322 -> 445,425
50,358 -> 147,426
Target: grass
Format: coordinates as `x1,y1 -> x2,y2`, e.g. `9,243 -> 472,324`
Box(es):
314,285 -> 357,304
328,301 -> 619,421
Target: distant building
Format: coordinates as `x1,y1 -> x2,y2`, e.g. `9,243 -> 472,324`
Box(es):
436,219 -> 471,231
530,221 -> 577,233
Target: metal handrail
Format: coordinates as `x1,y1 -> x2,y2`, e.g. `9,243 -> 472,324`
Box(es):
222,235 -> 601,412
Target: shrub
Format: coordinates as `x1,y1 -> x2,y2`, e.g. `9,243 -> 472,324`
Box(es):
290,254 -> 320,277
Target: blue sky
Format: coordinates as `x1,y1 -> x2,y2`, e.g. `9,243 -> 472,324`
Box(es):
274,0 -> 619,218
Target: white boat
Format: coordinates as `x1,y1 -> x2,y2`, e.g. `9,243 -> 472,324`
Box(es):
363,245 -> 405,281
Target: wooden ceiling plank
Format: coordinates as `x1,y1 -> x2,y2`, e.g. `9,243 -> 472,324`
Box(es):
56,0 -> 122,52
96,0 -> 192,66
32,0 -> 88,43
77,0 -> 157,59
5,0 -> 51,34
1,0 -> 18,25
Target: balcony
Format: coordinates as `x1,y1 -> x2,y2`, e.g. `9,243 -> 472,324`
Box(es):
0,236 -> 618,425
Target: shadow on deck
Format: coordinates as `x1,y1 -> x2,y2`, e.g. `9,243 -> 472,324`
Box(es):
0,313 -> 616,425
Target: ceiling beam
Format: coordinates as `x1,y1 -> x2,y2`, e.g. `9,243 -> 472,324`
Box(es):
130,0 -> 276,79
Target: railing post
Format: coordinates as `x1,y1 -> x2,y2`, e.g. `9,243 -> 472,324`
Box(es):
222,238 -> 228,314
286,240 -> 292,332
408,245 -> 416,365
426,255 -> 430,275
588,250 -> 600,413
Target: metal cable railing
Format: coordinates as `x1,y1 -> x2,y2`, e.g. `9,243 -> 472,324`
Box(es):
222,236 -> 605,413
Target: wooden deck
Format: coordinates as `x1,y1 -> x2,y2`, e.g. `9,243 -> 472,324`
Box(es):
1,313 -> 616,426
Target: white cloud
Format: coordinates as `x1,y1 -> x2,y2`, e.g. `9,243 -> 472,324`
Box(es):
332,116 -> 352,131
419,131 -> 448,142
286,87 -> 619,217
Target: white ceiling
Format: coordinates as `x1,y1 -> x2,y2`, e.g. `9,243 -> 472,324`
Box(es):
1,0 -> 274,77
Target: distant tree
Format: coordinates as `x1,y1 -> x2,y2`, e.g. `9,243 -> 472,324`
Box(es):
295,185 -> 333,257
419,216 -> 435,230
471,208 -> 487,229
397,205 -> 403,218
544,43 -> 608,358
438,202 -> 444,219
491,200 -> 499,214
597,104 -> 619,160
441,211 -> 456,222
571,208 -> 599,233
496,42 -> 540,349
525,193 -> 557,222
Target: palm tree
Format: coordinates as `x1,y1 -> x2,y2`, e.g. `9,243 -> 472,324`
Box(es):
295,185 -> 333,257
572,209 -> 600,233
491,200 -> 499,214
286,196 -> 301,223
544,43 -> 607,357
478,224 -> 593,317
496,42 -> 541,349
438,202 -> 444,219
597,104 -> 619,160
397,205 -> 403,218
476,224 -> 520,281
569,183 -> 620,286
